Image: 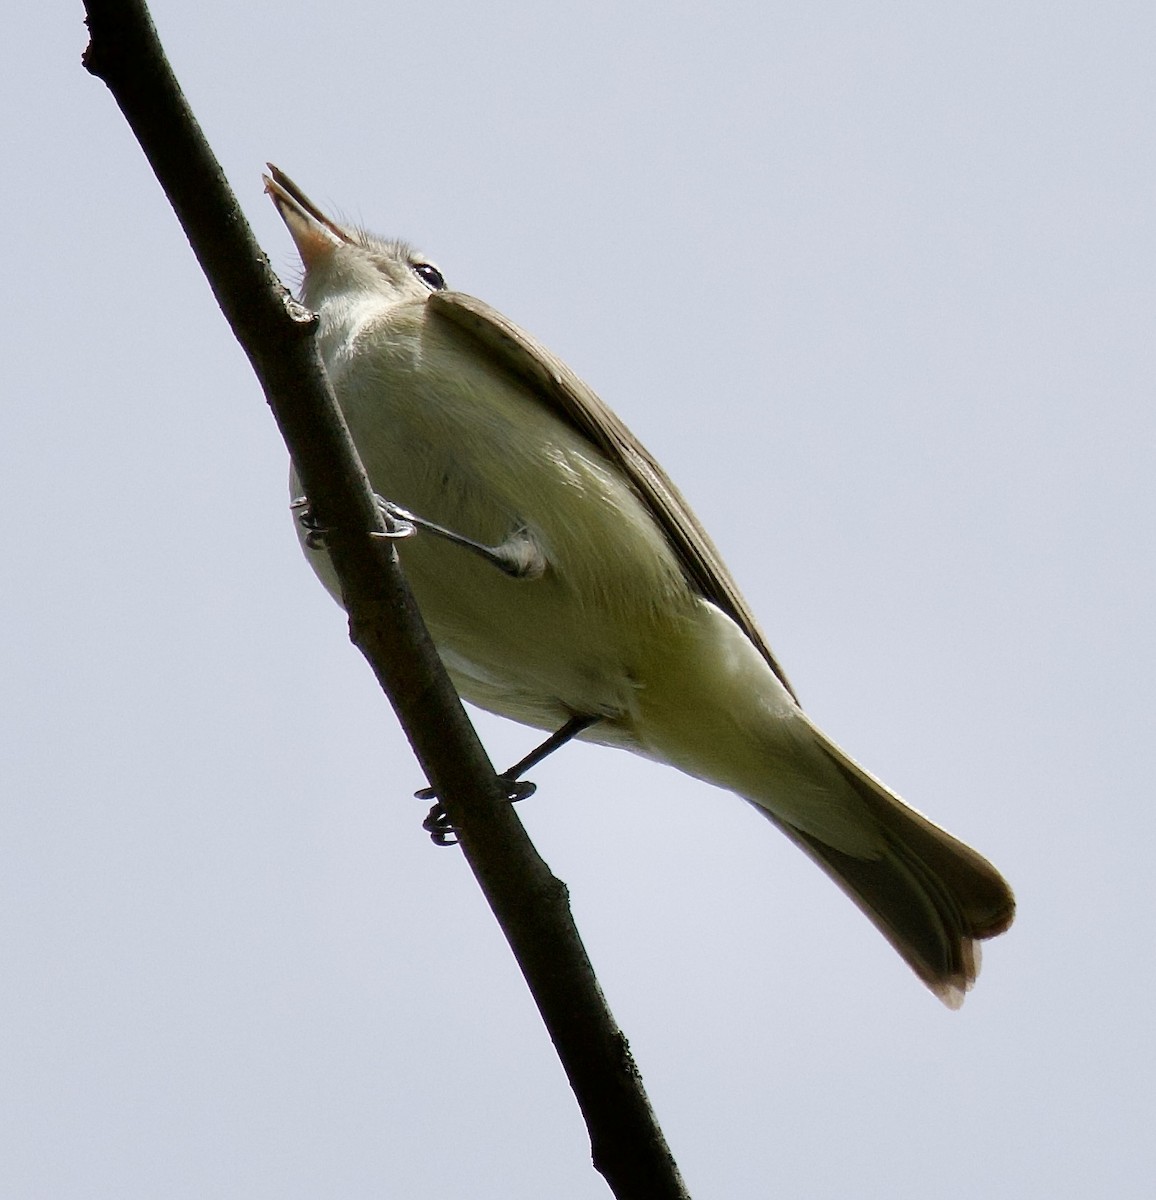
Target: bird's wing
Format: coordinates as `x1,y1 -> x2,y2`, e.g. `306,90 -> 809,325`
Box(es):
428,289 -> 799,704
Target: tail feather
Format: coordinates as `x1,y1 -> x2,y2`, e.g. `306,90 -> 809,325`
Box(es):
769,733 -> 1015,1007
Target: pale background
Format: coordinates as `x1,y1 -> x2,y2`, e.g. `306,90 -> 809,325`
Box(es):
3,3 -> 1153,1197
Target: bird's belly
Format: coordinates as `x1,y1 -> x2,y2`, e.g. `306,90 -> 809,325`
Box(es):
295,438 -> 695,742
302,335 -> 699,739
391,490 -> 684,739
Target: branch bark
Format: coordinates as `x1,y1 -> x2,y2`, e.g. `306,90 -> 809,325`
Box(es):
80,2 -> 692,1197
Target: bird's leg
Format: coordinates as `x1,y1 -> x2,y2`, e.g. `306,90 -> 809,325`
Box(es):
419,714 -> 602,846
374,498 -> 547,580
292,493 -> 545,578
497,714 -> 603,782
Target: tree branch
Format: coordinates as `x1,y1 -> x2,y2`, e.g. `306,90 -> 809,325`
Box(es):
80,2 -> 691,1196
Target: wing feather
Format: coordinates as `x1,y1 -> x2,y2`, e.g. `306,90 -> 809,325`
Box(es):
428,290 -> 799,703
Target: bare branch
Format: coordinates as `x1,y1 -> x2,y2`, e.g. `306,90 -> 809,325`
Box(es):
80,2 -> 692,1195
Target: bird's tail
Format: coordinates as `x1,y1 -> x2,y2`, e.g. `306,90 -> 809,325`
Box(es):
765,721 -> 1015,1007
625,601 -> 1014,1003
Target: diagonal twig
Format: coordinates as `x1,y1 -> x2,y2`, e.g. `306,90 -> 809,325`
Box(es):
79,2 -> 692,1196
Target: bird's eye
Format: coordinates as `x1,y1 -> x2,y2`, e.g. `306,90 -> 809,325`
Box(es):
412,261 -> 446,291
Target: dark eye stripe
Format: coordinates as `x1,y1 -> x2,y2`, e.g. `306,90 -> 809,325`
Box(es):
412,261 -> 446,290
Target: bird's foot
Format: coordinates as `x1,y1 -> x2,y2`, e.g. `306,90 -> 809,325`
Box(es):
416,778 -> 538,847
289,494 -> 417,551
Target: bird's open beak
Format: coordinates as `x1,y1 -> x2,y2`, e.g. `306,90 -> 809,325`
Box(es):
263,164 -> 349,268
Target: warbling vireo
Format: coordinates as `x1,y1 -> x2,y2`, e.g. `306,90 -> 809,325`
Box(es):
265,166 -> 1014,1006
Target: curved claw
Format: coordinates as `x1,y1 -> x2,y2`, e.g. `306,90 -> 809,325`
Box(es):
421,802 -> 458,847
372,496 -> 419,541
290,495 -> 330,549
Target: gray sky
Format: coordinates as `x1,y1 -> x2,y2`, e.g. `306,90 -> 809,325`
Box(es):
3,2 -> 1154,1197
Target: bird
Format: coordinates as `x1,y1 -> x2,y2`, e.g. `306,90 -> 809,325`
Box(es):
265,165 -> 1014,1006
